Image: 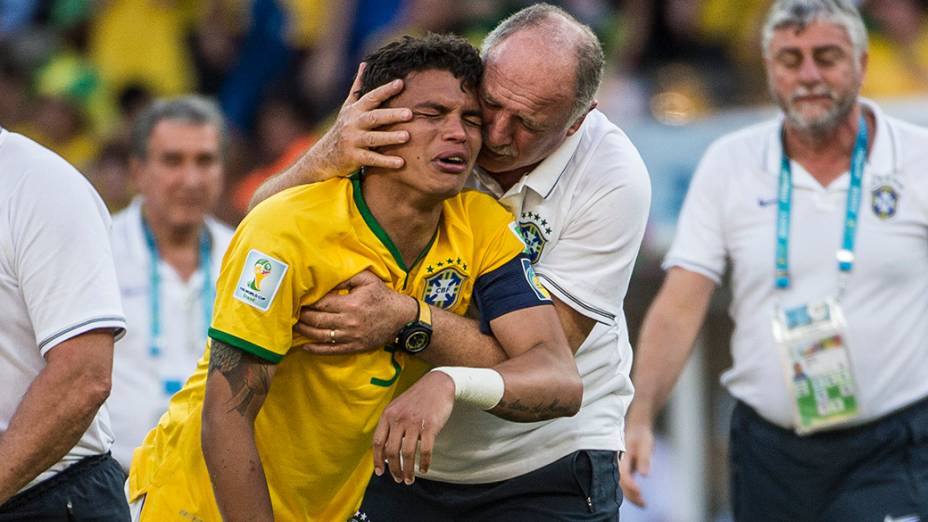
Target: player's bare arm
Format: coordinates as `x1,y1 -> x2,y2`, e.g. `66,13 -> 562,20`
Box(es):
372,303 -> 581,483
0,330 -> 114,504
484,303 -> 582,421
208,340 -> 273,418
202,340 -> 278,522
478,296 -> 595,420
248,63 -> 412,211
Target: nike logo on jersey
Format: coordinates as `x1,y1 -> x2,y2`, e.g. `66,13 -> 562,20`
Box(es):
757,197 -> 778,207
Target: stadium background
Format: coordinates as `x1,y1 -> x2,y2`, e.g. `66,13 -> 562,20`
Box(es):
2,1 -> 926,520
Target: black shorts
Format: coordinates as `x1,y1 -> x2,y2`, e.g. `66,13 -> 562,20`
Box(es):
0,452 -> 129,521
730,398 -> 928,522
354,449 -> 621,521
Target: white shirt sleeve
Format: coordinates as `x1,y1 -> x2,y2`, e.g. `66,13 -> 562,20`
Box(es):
534,135 -> 651,324
662,140 -> 730,283
8,148 -> 126,355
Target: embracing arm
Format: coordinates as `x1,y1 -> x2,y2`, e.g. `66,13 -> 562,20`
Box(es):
295,272 -> 508,367
248,66 -> 412,210
296,271 -> 594,368
424,292 -> 593,370
201,340 -> 278,522
0,330 -> 114,504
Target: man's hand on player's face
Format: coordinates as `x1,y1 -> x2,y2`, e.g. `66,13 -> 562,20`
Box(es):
296,270 -> 416,354
320,62 -> 414,173
372,370 -> 455,484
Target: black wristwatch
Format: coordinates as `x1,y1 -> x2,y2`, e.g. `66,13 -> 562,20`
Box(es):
393,298 -> 432,353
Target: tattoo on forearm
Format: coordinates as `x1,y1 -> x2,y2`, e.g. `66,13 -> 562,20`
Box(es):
208,340 -> 273,418
494,398 -> 577,421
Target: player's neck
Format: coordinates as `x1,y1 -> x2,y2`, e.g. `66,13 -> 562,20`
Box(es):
783,103 -> 873,187
361,179 -> 443,268
141,203 -> 202,280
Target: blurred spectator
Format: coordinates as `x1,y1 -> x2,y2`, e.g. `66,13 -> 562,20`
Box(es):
0,0 -> 39,40
359,0 -> 478,55
89,0 -> 198,97
111,83 -> 155,141
19,95 -> 97,170
17,7 -> 111,169
107,95 -> 233,471
862,0 -> 928,97
218,0 -> 297,131
297,1 -> 361,115
615,0 -> 739,123
0,57 -> 30,131
86,140 -> 133,213
190,0 -> 247,96
229,94 -> 317,220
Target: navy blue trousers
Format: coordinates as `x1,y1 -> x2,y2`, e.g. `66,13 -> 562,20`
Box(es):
354,449 -> 622,521
731,399 -> 928,522
0,453 -> 128,521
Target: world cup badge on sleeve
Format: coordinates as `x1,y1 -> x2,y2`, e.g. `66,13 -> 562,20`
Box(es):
233,249 -> 288,312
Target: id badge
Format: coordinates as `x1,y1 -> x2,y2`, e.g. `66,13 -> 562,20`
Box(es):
772,298 -> 859,435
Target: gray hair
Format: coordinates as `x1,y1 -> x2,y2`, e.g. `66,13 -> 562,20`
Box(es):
131,95 -> 227,160
761,0 -> 868,59
481,3 -> 604,124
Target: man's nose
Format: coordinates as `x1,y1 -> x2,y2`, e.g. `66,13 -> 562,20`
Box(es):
483,111 -> 513,148
443,116 -> 467,142
797,56 -> 824,85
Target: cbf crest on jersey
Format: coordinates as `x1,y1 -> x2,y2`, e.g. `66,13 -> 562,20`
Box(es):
518,210 -> 552,264
422,258 -> 469,309
870,175 -> 902,220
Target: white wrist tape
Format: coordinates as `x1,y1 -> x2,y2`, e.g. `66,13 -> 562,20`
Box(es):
431,367 -> 504,410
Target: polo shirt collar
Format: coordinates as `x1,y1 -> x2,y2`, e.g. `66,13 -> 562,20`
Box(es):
474,112 -> 586,199
763,98 -> 897,189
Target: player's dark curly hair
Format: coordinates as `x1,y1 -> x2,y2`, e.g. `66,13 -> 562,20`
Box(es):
358,33 -> 483,98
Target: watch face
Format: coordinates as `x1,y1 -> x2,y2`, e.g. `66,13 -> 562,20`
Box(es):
405,329 -> 431,353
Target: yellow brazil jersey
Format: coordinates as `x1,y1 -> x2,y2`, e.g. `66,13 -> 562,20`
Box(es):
128,174 -> 526,521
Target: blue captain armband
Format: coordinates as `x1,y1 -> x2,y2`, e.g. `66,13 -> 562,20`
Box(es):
473,253 -> 552,334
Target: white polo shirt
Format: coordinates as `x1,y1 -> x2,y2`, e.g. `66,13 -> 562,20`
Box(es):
665,100 -> 928,429
0,129 -> 126,490
107,197 -> 233,469
425,109 -> 652,482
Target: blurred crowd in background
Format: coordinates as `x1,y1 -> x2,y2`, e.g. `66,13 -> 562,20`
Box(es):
4,0 -> 928,225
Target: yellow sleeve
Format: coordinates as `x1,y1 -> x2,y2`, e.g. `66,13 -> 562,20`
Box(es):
208,204 -> 309,363
465,191 -> 529,276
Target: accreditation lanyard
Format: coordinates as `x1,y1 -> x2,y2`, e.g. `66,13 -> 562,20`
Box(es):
141,218 -> 213,362
775,115 -> 868,294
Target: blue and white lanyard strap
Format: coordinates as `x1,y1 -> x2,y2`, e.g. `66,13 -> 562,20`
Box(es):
141,218 -> 214,359
775,114 -> 869,294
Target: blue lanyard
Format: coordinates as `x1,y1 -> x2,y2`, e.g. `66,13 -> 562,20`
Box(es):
775,114 -> 868,290
141,216 -> 213,359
